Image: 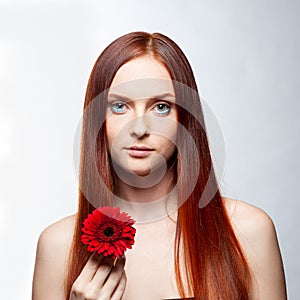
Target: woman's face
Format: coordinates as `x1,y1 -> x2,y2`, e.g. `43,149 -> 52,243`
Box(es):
105,55 -> 178,177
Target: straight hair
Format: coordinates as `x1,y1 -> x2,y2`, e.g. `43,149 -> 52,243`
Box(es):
66,31 -> 251,299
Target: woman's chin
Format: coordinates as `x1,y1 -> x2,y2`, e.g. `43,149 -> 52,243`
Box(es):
112,164 -> 170,188
124,167 -> 158,178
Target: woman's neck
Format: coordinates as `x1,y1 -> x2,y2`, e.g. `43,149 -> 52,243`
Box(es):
114,166 -> 175,203
112,166 -> 178,223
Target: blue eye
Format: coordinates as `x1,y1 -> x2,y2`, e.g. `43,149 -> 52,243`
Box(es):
154,103 -> 171,115
110,102 -> 127,113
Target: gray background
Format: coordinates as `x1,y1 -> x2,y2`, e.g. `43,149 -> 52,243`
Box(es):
0,0 -> 299,299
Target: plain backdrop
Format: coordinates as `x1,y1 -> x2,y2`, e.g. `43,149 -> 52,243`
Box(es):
0,0 -> 299,299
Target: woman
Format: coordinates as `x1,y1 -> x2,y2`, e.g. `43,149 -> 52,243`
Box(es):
32,31 -> 287,300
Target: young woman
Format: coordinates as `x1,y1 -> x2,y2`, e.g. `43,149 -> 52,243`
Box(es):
32,31 -> 287,300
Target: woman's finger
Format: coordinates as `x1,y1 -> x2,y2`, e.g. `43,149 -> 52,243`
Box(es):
75,252 -> 104,283
101,256 -> 126,292
110,270 -> 127,300
88,255 -> 115,288
70,255 -> 126,299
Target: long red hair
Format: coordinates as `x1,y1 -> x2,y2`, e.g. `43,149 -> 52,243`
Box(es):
66,31 -> 251,299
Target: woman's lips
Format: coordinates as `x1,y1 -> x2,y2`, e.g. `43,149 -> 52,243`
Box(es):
125,147 -> 154,158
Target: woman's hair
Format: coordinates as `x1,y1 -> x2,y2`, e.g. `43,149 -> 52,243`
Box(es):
66,31 -> 251,299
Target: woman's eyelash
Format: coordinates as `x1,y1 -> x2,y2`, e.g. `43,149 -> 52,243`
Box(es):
109,102 -> 127,113
108,100 -> 173,115
153,102 -> 171,115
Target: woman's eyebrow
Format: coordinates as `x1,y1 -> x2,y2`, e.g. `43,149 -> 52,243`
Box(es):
107,93 -> 176,102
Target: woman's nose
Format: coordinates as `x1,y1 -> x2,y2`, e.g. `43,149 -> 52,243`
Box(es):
129,115 -> 150,138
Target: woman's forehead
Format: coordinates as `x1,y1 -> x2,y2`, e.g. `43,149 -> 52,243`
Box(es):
111,56 -> 172,84
108,77 -> 175,102
108,56 -> 175,99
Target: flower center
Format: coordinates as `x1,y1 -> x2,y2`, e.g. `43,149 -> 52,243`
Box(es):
103,226 -> 114,237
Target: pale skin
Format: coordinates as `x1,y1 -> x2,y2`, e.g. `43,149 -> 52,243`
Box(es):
32,56 -> 287,300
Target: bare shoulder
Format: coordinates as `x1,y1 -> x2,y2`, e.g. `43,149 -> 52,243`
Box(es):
222,197 -> 287,300
32,214 -> 77,300
37,214 -> 76,254
221,197 -> 273,235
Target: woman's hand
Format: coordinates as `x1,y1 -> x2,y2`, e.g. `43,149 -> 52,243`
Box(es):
69,253 -> 127,300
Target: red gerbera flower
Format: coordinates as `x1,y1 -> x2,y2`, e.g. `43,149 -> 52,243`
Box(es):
81,206 -> 136,259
